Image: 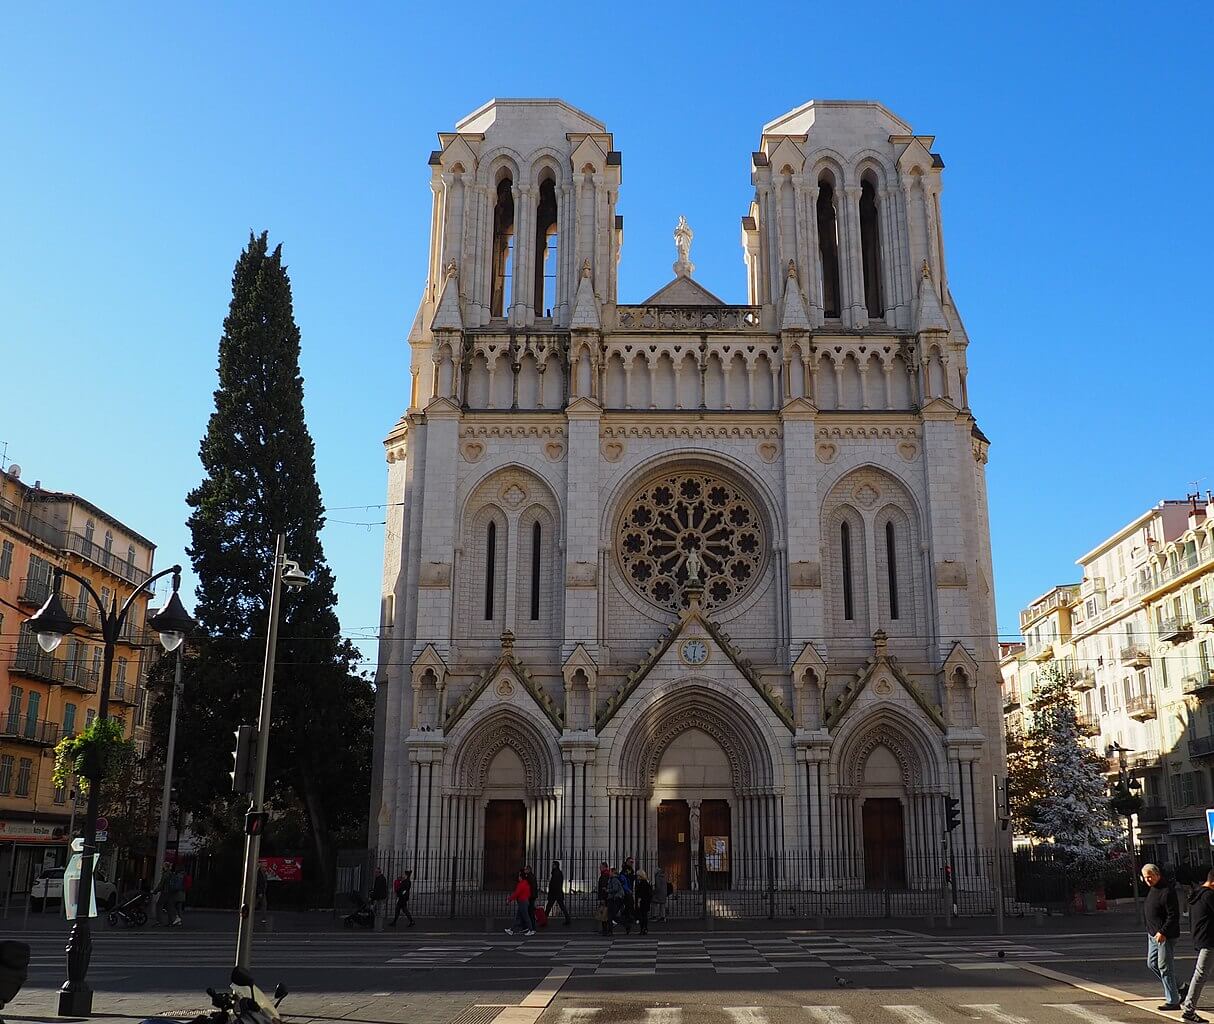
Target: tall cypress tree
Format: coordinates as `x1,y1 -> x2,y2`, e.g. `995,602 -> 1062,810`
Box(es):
159,232 -> 372,888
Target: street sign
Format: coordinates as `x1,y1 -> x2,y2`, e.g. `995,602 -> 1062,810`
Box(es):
95,816 -> 109,832
62,852 -> 98,920
1206,808 -> 1214,846
95,831 -> 108,843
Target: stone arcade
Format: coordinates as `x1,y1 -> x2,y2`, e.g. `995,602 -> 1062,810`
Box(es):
370,98 -> 1001,908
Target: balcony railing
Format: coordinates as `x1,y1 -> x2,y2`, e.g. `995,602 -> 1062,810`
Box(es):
0,713 -> 60,747
1019,587 -> 1081,630
1160,614 -> 1193,644
1126,695 -> 1157,721
1028,641 -> 1054,662
1120,645 -> 1151,668
1137,548 -> 1212,595
1197,597 -> 1214,626
1074,668 -> 1096,691
1075,712 -> 1101,737
1005,724 -> 1025,750
1189,734 -> 1214,759
1002,690 -> 1021,712
110,681 -> 138,706
1137,804 -> 1169,824
10,647 -> 99,692
62,531 -> 149,586
16,576 -> 52,607
615,305 -> 764,333
1184,672 -> 1214,698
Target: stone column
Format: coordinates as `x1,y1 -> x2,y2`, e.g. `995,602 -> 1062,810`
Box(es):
689,799 -> 702,890
780,400 -> 822,656
843,185 -> 867,328
563,397 -> 602,659
412,402 -> 461,657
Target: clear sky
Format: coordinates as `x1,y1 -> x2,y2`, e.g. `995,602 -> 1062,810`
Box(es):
2,3 -> 1211,666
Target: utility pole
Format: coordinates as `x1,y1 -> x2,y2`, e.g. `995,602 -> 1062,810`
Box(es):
991,774 -> 1006,935
153,650 -> 185,889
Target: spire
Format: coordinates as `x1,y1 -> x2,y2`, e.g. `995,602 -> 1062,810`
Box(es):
431,259 -> 463,331
672,215 -> 695,278
570,258 -> 601,330
914,259 -> 948,334
780,260 -> 811,330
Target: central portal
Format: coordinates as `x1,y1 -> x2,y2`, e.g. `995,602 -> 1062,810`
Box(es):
862,797 -> 906,889
483,799 -> 526,890
657,800 -> 691,891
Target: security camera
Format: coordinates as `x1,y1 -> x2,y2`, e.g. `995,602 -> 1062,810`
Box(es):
281,560 -> 309,589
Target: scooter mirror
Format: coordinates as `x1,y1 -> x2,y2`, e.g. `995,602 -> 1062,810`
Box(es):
231,966 -> 254,989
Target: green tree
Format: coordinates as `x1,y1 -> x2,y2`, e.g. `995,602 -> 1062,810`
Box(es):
150,232 -> 372,891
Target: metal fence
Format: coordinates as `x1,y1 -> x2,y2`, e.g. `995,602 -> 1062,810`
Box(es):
336,845 -> 1085,921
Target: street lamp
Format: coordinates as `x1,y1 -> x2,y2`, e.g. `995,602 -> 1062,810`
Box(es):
1107,741 -> 1144,926
27,565 -> 193,1016
235,534 -> 307,971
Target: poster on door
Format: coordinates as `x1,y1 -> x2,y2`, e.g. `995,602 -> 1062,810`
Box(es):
703,836 -> 729,872
258,856 -> 303,882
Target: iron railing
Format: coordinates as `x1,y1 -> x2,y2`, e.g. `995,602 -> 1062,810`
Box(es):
0,713 -> 60,746
62,531 -> 149,585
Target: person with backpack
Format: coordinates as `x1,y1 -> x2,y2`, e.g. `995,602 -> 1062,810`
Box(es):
1142,863 -> 1182,1011
545,860 -> 570,926
606,867 -> 625,935
1180,868 -> 1214,1022
391,870 -> 415,927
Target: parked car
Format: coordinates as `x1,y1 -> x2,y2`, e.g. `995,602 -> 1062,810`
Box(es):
29,867 -> 117,911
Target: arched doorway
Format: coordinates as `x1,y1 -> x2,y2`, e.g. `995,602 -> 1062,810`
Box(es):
482,746 -> 527,890
860,746 -> 906,889
654,728 -> 734,891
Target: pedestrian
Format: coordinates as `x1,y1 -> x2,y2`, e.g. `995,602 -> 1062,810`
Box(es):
391,870 -> 415,927
255,866 -> 269,925
607,867 -> 625,935
618,865 -> 634,934
652,868 -> 669,923
1142,863 -> 1182,1011
1180,868 -> 1214,1022
546,860 -> 571,926
505,869 -> 535,936
635,869 -> 652,936
523,865 -> 539,932
371,867 -> 389,923
596,863 -> 612,936
151,863 -> 172,926
167,866 -> 186,926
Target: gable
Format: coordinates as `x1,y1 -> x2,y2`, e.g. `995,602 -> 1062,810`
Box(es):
827,654 -> 944,733
446,654 -> 563,732
640,276 -> 726,306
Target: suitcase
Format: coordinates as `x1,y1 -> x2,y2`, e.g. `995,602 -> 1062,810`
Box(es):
535,905 -> 548,927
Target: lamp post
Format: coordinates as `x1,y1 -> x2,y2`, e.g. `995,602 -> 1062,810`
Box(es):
1108,741 -> 1144,926
153,650 -> 185,890
26,565 -> 194,1016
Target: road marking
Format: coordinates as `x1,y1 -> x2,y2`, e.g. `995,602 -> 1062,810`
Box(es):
644,1009 -> 683,1024
959,1005 -> 1033,1024
520,967 -> 572,1008
724,1009 -> 767,1024
1047,1006 -> 1128,1024
885,1007 -> 949,1024
803,1009 -> 855,1024
556,1011 -> 601,1024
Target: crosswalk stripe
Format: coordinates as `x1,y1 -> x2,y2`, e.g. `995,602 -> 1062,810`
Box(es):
803,1008 -> 855,1024
644,1010 -> 682,1024
959,1006 -> 1033,1024
723,1009 -> 767,1024
884,1007 -> 948,1024
1046,1006 -> 1125,1024
556,1011 -> 601,1023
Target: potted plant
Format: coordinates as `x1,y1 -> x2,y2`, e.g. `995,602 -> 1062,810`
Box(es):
51,717 -> 135,797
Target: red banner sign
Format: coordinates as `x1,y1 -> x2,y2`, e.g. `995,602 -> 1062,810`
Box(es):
258,856 -> 303,882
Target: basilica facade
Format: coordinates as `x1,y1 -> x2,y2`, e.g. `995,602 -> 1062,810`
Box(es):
370,98 -> 1001,900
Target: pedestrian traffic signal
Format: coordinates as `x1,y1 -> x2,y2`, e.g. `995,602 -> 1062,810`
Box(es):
244,811 -> 269,837
231,725 -> 256,795
943,795 -> 961,833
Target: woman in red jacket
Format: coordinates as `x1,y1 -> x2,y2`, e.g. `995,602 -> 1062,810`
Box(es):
505,870 -> 534,936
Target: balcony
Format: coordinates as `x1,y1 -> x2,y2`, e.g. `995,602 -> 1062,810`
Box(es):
1137,804 -> 1169,824
1130,747 -> 1161,769
1019,586 -> 1081,630
1121,645 -> 1151,668
0,713 -> 60,747
1076,712 -> 1101,737
62,531 -> 150,586
1160,614 -> 1193,644
1028,641 -> 1054,662
1197,597 -> 1214,626
10,647 -> 99,692
1184,672 -> 1214,698
1126,695 -> 1157,721
16,576 -> 52,607
1074,668 -> 1096,691
110,681 -> 138,707
1003,690 -> 1021,712
615,305 -> 764,333
1189,734 -> 1214,760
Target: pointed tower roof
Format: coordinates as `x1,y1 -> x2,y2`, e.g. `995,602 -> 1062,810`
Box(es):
780,260 -> 812,331
570,258 -> 601,330
431,260 -> 463,331
914,260 -> 949,333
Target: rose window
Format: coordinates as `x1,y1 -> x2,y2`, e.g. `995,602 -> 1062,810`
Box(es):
617,471 -> 766,612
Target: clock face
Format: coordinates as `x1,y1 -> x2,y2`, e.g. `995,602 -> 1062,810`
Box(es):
681,639 -> 709,665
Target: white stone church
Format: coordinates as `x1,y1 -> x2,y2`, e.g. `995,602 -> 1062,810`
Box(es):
370,98 -> 1002,901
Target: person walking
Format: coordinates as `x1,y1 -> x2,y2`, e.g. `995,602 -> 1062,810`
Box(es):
391,870 -> 415,927
523,865 -> 539,931
255,865 -> 269,925
606,867 -> 625,935
596,863 -> 612,936
370,867 -> 390,924
618,865 -> 634,934
546,861 -> 571,926
635,869 -> 653,936
167,866 -> 186,926
1142,863 -> 1182,1011
1180,869 -> 1214,1022
151,864 -> 173,926
652,868 -> 669,923
505,870 -> 535,936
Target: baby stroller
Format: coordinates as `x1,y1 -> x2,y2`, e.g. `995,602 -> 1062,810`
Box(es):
107,891 -> 149,927
342,891 -> 375,929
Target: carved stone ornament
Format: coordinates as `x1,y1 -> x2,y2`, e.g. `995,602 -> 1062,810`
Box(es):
544,441 -> 565,462
602,440 -> 625,463
495,677 -> 515,697
789,560 -> 821,588
418,561 -> 452,588
815,442 -> 837,464
461,440 -> 485,463
757,441 -> 779,463
617,470 -> 766,613
936,561 -> 969,588
565,561 -> 597,587
898,441 -> 918,462
501,483 -> 527,508
853,483 -> 880,509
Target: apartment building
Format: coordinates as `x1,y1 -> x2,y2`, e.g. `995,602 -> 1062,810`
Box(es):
0,463 -> 157,894
1000,494 -> 1214,865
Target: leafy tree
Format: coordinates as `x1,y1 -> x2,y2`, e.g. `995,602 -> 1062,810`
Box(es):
1010,664 -> 1123,884
148,232 -> 373,891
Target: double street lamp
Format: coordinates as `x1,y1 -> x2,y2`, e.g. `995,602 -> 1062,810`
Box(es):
26,564 -> 194,1016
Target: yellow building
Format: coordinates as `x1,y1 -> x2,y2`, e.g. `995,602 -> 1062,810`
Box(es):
0,463 -> 157,896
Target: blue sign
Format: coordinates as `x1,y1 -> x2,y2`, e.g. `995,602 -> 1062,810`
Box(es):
1206,808 -> 1214,846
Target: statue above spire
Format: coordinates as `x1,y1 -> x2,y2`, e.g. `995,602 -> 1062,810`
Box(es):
673,215 -> 695,277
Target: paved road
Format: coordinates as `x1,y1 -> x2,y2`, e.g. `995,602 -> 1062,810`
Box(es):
0,925 -> 1186,1024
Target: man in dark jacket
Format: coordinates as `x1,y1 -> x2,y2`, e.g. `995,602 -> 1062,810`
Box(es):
545,861 -> 571,926
1142,863 -> 1182,1010
1180,868 -> 1214,1022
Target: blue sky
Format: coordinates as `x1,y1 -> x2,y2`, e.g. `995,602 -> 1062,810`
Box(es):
2,3 -> 1211,665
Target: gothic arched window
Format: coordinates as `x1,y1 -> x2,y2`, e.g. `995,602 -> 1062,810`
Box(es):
841,520 -> 855,621
885,520 -> 899,620
490,177 -> 515,318
859,175 -> 884,319
484,521 -> 497,621
530,521 -> 542,621
817,177 -> 842,318
533,176 -> 558,317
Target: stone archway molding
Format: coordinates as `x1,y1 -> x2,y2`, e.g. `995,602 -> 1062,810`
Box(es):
449,707 -> 559,796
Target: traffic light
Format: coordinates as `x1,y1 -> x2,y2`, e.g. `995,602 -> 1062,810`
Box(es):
244,811 -> 269,837
943,795 -> 961,833
231,725 -> 256,795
